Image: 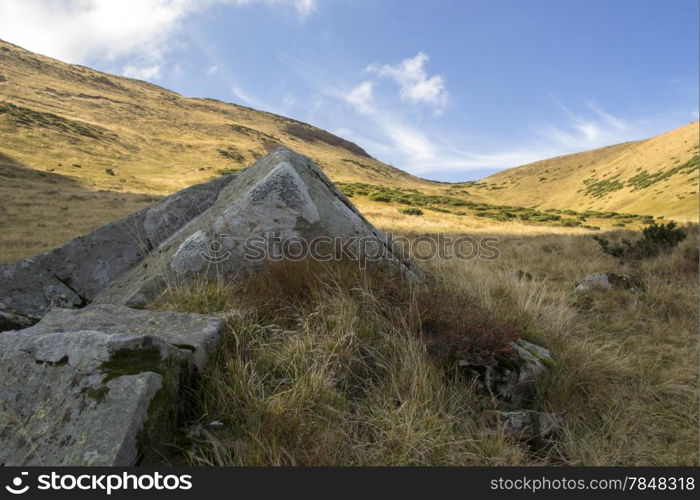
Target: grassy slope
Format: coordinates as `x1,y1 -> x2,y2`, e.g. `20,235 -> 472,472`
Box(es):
0,38 -> 446,261
476,122 -> 699,221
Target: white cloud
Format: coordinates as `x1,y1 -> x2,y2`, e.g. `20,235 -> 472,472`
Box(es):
0,0 -> 319,80
345,81 -> 375,115
368,52 -> 448,113
206,65 -> 219,75
123,64 -> 162,80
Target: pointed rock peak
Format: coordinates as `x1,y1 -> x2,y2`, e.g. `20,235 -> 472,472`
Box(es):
96,147 -> 422,307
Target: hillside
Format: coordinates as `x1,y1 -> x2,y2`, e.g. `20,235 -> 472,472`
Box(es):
0,39 -> 433,193
0,38 -> 697,263
475,122 -> 699,221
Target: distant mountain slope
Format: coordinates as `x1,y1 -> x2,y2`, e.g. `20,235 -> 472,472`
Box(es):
0,38 -> 433,196
473,122 -> 699,220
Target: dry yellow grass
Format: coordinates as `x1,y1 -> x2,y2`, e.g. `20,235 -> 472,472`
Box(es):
152,225 -> 698,466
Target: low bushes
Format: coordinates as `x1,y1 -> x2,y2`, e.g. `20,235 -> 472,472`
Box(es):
593,222 -> 688,259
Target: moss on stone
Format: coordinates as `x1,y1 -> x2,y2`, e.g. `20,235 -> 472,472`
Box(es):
99,345 -> 164,382
85,386 -> 109,402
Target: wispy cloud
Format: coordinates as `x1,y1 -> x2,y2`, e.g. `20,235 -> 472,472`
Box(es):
345,81 -> 375,115
232,84 -> 271,110
0,0 -> 320,80
123,64 -> 162,80
367,52 -> 449,114
338,87 -> 674,177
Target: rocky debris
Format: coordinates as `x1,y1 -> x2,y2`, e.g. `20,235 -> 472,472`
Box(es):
575,273 -> 644,293
485,410 -> 563,448
0,174 -> 233,329
460,339 -> 553,407
0,329 -> 186,466
93,148 -> 422,307
16,304 -> 223,373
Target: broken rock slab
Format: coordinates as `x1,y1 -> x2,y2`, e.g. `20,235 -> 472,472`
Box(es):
0,329 -> 186,466
17,304 -> 224,373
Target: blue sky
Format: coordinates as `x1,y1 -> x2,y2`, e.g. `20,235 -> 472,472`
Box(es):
1,0 -> 698,181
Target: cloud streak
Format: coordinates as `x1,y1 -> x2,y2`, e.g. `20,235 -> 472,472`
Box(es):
0,0 -> 319,79
340,82 -> 669,178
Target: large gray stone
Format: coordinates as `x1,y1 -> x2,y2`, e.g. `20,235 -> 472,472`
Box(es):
0,174 -> 233,328
93,148 -> 422,307
0,329 -> 186,466
1,147 -> 421,328
19,304 -> 223,372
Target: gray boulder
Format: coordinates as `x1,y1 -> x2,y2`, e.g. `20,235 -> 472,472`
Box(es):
93,148 -> 422,307
575,273 -> 644,293
460,339 -> 553,406
0,329 -> 186,466
0,147 -> 421,328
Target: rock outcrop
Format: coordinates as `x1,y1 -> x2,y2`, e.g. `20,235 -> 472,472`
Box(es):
0,147 -> 422,465
93,148 -> 422,308
0,148 -> 421,327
